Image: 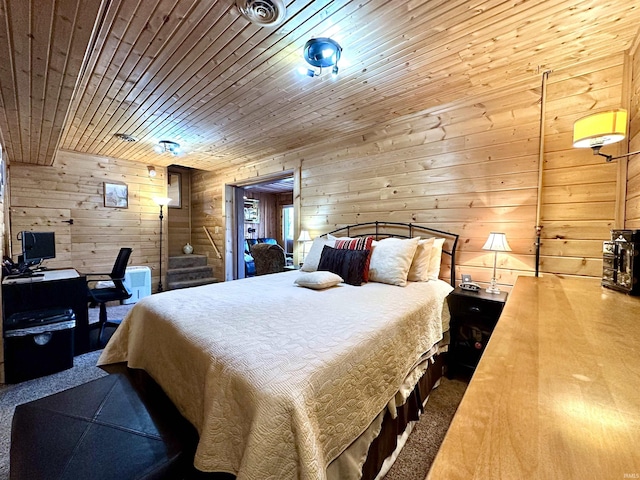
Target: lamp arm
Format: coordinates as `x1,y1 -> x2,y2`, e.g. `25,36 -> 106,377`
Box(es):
593,145 -> 640,162
608,149 -> 640,162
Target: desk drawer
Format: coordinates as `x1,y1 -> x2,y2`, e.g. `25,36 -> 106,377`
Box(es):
448,296 -> 505,321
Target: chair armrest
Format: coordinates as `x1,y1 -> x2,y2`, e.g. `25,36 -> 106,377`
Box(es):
84,272 -> 112,278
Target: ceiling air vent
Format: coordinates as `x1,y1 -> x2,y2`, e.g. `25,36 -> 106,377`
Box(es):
236,0 -> 286,28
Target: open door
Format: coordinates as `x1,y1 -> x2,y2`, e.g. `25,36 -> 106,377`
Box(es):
223,184 -> 246,281
225,172 -> 296,280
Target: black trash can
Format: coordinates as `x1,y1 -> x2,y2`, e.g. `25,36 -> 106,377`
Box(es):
3,308 -> 75,383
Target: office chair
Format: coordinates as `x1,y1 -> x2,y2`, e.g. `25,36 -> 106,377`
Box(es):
86,247 -> 133,345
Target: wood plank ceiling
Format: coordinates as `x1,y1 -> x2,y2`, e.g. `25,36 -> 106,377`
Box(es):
0,0 -> 639,172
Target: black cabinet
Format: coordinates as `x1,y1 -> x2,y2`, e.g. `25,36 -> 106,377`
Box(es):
447,287 -> 508,378
2,270 -> 89,356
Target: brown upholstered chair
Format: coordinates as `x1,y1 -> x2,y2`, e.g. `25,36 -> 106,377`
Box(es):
250,243 -> 285,275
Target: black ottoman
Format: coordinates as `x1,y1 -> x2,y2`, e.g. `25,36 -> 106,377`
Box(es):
10,369 -> 199,480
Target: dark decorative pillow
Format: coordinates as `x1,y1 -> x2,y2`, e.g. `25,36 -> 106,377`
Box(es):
317,246 -> 370,286
334,236 -> 374,282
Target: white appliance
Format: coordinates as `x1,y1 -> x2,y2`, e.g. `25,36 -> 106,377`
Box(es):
123,266 -> 152,304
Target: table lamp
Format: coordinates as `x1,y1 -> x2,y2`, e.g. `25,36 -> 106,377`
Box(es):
482,232 -> 511,294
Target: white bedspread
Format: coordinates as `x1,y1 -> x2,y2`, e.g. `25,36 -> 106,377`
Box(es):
98,271 -> 452,480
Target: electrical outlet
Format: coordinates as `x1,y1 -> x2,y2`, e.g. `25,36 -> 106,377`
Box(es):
214,226 -> 220,234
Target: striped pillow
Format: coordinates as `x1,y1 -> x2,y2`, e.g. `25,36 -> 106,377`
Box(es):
334,236 -> 374,282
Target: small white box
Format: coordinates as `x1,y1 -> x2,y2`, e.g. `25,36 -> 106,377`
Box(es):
123,266 -> 152,304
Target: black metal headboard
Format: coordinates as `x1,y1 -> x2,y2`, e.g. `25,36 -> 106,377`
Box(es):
324,221 -> 459,287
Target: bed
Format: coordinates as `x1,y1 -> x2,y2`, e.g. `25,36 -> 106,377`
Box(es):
98,221 -> 458,480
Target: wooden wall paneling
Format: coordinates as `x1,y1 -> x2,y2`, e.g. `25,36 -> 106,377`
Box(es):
190,169 -> 224,276
189,50 -> 631,288
101,0 -> 338,160
541,220 -> 614,240
627,39 -> 640,228
168,168 -> 191,256
0,146 -> 6,382
0,0 -> 105,165
8,206 -> 72,267
9,151 -> 167,287
2,1 -> 639,172
537,53 -> 625,277
196,0 -> 624,165
79,2 -> 244,154
541,183 -> 618,204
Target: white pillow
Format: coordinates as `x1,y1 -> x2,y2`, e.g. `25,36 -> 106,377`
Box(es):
427,238 -> 445,281
368,237 -> 420,287
408,237 -> 434,282
301,237 -> 335,272
294,271 -> 343,290
327,233 -> 351,242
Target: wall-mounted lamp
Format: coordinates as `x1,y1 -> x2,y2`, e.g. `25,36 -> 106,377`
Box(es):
154,140 -> 181,156
482,232 -> 511,294
573,109 -> 640,162
298,37 -> 342,78
147,166 -> 157,177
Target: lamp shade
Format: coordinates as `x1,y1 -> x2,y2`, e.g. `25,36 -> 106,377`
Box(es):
573,109 -> 627,148
482,232 -> 512,252
153,196 -> 172,206
297,230 -> 311,242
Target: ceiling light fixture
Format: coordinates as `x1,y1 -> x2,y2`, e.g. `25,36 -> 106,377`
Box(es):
573,109 -> 640,162
300,37 -> 342,78
154,140 -> 181,156
114,133 -> 137,142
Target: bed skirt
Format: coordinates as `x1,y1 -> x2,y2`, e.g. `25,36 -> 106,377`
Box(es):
361,352 -> 445,480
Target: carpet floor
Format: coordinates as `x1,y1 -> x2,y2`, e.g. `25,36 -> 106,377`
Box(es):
0,303 -> 467,479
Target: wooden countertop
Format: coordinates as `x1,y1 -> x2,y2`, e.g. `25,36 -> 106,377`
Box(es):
427,275 -> 640,480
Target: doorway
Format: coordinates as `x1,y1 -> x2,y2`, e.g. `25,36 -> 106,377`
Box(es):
225,173 -> 297,280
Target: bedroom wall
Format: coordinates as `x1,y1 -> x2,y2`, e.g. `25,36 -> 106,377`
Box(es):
8,150 -> 169,288
167,166 -> 192,257
627,39 -> 640,228
191,52 -> 628,289
0,145 -> 6,382
3,53 -> 634,293
243,191 -> 281,242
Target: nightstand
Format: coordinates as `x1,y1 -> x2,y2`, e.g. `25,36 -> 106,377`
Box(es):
446,287 -> 508,378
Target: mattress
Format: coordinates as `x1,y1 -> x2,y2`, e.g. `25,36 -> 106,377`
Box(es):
98,270 -> 453,480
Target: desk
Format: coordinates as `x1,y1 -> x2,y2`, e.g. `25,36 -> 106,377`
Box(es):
2,269 -> 89,354
427,275 -> 640,479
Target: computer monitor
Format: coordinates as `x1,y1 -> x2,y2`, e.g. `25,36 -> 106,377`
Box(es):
21,231 -> 56,265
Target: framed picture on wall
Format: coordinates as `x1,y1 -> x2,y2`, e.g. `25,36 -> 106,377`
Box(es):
103,182 -> 128,208
168,172 -> 181,208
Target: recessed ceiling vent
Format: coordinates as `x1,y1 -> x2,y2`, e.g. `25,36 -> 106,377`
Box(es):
236,0 -> 286,28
